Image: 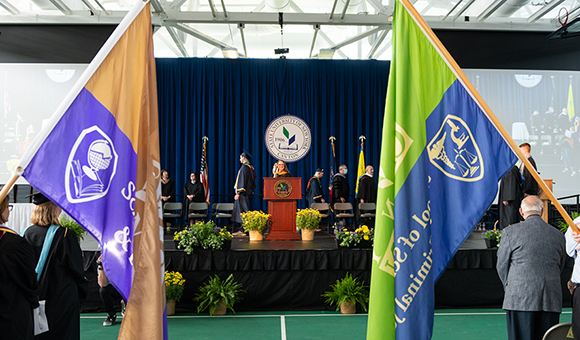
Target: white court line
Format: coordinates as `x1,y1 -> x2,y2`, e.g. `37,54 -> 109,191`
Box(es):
281,316 -> 287,340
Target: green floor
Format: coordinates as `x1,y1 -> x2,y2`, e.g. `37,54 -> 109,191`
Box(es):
80,308 -> 572,339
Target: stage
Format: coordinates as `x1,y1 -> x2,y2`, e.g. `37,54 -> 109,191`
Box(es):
80,230 -> 574,313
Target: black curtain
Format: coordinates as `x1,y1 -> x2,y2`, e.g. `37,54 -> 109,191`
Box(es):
156,58 -> 390,211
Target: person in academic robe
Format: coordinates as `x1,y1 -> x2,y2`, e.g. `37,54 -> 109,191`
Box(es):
161,169 -> 176,232
0,194 -> 38,340
184,172 -> 205,225
232,151 -> 256,236
305,168 -> 325,208
498,165 -> 523,230
23,192 -> 88,340
331,164 -> 350,208
272,160 -> 291,178
357,165 -> 377,204
519,143 -> 539,197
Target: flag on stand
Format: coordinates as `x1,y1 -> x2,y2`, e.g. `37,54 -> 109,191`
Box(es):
200,137 -> 210,204
568,78 -> 575,121
367,1 -> 517,339
14,1 -> 166,339
355,137 -> 366,196
328,137 -> 338,207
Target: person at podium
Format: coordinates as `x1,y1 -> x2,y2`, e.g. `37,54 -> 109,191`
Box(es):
232,151 -> 257,236
306,168 -> 325,208
272,160 -> 291,178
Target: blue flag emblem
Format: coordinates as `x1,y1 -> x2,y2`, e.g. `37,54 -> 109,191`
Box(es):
427,115 -> 483,181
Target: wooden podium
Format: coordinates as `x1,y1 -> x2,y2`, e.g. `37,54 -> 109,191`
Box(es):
263,177 -> 302,240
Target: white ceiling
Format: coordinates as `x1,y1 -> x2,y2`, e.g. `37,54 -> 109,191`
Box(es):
0,0 -> 579,60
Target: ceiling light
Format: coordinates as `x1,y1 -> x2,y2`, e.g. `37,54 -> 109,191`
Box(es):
318,48 -> 335,59
222,48 -> 239,59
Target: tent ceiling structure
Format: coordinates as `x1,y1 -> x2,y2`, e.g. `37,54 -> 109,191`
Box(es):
0,0 -> 578,59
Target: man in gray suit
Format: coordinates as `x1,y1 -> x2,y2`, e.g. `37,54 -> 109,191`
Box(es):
497,195 -> 566,340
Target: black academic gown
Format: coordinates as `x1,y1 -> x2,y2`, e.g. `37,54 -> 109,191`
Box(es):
498,166 -> 523,229
24,225 -> 87,340
161,178 -> 175,202
184,181 -> 205,219
331,173 -> 350,207
357,174 -> 377,204
521,156 -> 539,196
306,176 -> 324,208
0,230 -> 38,340
232,163 -> 256,224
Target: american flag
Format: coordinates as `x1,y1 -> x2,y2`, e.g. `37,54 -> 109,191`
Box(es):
200,137 -> 210,204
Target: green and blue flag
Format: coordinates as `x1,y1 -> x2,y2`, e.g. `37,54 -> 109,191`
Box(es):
367,1 -> 517,339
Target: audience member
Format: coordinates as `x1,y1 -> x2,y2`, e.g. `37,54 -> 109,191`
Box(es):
96,254 -> 125,327
23,192 -> 88,340
497,195 -> 566,340
559,108 -> 571,134
0,195 -> 38,340
232,151 -> 256,236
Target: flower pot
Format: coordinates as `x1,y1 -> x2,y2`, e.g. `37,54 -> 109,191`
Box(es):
340,300 -> 356,314
167,300 -> 176,316
485,238 -> 498,249
211,301 -> 227,316
301,229 -> 314,241
249,230 -> 263,241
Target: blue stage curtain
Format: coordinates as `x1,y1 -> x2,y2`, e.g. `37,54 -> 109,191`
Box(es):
156,58 -> 390,211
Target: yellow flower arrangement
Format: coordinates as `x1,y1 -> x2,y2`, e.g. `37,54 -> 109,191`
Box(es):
165,271 -> 186,301
336,225 -> 374,247
240,210 -> 271,232
174,221 -> 232,254
296,208 -> 322,230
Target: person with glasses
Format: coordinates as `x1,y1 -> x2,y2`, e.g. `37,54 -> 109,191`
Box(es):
0,192 -> 38,339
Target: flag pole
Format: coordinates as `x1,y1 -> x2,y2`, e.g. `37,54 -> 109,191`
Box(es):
400,0 -> 577,232
0,173 -> 20,202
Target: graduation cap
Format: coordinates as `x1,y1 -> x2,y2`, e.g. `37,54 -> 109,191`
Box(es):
315,168 -> 324,173
26,191 -> 50,205
241,150 -> 252,161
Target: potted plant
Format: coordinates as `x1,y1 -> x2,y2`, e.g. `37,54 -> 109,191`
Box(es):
335,225 -> 374,248
165,271 -> 186,315
482,228 -> 501,248
194,274 -> 244,316
296,208 -> 322,241
322,273 -> 369,314
240,210 -> 270,241
174,221 -> 232,254
60,214 -> 86,243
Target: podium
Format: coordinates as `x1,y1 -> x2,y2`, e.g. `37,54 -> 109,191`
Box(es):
263,177 -> 302,240
539,179 -> 553,223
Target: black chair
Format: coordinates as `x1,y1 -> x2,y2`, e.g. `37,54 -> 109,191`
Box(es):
334,202 -> 355,231
213,203 -> 234,231
358,202 -> 376,227
542,322 -> 572,340
163,202 -> 182,232
188,202 -> 209,223
311,202 -> 331,233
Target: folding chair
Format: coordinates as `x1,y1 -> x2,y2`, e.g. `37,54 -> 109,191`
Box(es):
311,202 -> 331,233
163,202 -> 182,232
188,202 -> 209,224
334,202 -> 355,231
213,203 -> 234,232
358,202 -> 376,227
